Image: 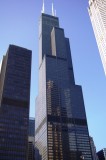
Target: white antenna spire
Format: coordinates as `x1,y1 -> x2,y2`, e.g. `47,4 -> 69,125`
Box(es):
55,9 -> 56,16
41,0 -> 45,13
52,2 -> 55,16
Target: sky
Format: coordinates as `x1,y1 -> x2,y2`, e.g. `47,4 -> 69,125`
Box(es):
0,0 -> 106,152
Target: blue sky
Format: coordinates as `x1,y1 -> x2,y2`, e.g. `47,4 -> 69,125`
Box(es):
0,0 -> 106,151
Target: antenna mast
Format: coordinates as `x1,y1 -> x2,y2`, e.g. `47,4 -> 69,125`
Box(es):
55,9 -> 56,16
41,0 -> 45,13
52,2 -> 55,16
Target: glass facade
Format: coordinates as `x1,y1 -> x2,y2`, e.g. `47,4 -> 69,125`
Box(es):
35,13 -> 93,160
0,45 -> 32,160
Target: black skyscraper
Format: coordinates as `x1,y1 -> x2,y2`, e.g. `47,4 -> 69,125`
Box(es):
35,12 -> 92,160
0,45 -> 32,160
97,149 -> 106,160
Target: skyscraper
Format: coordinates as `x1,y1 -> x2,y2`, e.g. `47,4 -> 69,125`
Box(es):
29,118 -> 35,137
97,148 -> 106,160
0,45 -> 32,160
28,118 -> 35,160
35,10 -> 92,160
88,0 -> 106,75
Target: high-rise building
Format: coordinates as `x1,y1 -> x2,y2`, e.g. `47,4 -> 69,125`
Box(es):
29,118 -> 35,137
97,148 -> 106,160
0,45 -> 32,160
28,118 -> 35,160
88,0 -> 106,75
35,9 -> 93,160
90,136 -> 98,160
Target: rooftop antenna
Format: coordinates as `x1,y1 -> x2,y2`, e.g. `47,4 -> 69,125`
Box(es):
52,2 -> 55,16
41,0 -> 45,13
55,9 -> 56,16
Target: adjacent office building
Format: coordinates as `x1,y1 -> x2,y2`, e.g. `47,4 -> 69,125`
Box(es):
29,118 -> 35,137
88,0 -> 106,75
0,45 -> 32,160
35,10 -> 93,160
28,118 -> 35,160
97,148 -> 106,160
